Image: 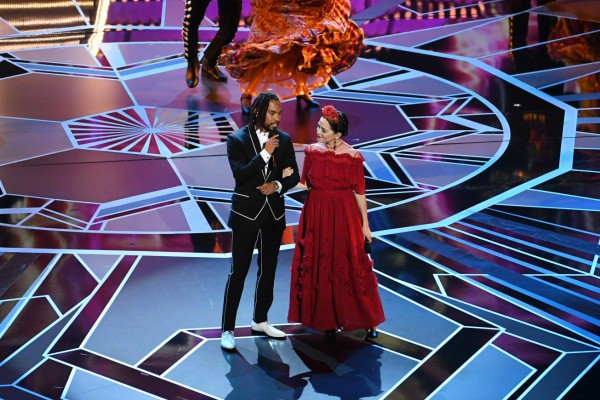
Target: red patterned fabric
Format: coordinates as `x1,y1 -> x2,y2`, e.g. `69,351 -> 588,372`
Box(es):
219,0 -> 364,99
288,144 -> 385,331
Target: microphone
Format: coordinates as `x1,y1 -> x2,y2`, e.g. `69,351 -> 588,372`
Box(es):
268,130 -> 277,167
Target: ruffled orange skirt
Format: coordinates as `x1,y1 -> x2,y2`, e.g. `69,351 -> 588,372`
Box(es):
219,0 -> 364,99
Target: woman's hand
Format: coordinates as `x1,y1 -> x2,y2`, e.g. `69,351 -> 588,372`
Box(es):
363,224 -> 372,243
282,167 -> 294,178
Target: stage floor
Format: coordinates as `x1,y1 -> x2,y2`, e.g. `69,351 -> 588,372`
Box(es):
1,1 -> 599,399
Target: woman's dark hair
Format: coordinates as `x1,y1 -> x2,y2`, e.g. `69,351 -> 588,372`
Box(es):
330,111 -> 349,136
251,92 -> 280,130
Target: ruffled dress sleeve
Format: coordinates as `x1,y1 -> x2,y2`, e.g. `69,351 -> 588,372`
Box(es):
300,145 -> 313,187
351,151 -> 366,195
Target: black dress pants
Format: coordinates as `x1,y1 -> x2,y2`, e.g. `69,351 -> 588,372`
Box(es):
182,0 -> 242,65
222,208 -> 284,332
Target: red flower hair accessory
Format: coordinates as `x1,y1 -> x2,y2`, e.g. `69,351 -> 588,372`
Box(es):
322,105 -> 339,124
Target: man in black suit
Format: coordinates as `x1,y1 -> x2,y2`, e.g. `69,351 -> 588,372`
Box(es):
221,92 -> 300,351
183,0 -> 242,87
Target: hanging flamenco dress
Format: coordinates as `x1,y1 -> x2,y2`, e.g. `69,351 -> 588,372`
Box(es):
218,0 -> 364,99
288,143 -> 385,331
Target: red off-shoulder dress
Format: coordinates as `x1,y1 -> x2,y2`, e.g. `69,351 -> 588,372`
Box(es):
288,144 -> 385,331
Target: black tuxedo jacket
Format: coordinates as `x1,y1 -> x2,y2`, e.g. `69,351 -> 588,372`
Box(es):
227,125 -> 300,231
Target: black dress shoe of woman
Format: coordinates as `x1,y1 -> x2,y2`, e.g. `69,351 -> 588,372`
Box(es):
296,94 -> 319,108
240,94 -> 252,114
186,58 -> 200,88
365,328 -> 378,340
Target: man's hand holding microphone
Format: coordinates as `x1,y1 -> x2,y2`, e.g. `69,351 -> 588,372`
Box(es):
257,134 -> 280,195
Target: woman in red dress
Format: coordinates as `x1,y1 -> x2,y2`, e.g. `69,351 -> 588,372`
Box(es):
219,0 -> 364,113
287,105 -> 385,338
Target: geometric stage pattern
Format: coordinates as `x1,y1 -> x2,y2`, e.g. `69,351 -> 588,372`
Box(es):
66,107 -> 235,156
1,1 -> 599,399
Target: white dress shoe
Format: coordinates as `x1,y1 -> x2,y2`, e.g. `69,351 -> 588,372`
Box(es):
221,330 -> 236,351
251,321 -> 286,339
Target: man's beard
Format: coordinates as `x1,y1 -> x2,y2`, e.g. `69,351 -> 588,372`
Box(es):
265,122 -> 278,133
